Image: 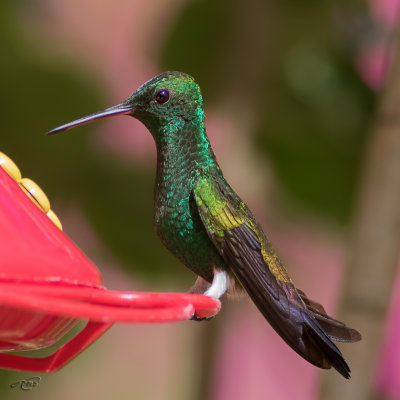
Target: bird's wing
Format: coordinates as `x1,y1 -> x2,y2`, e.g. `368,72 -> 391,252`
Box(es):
193,173 -> 360,378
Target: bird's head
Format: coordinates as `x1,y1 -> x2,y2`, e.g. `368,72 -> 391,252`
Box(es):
47,71 -> 204,138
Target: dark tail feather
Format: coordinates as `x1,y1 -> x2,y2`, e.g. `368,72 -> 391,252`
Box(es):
302,311 -> 351,379
298,289 -> 362,343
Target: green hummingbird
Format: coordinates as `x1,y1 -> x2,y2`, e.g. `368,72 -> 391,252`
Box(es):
48,71 -> 361,378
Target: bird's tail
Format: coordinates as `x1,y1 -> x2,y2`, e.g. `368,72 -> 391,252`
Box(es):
298,289 -> 361,343
296,289 -> 361,378
300,310 -> 352,378
254,289 -> 359,379
232,263 -> 361,378
219,223 -> 361,378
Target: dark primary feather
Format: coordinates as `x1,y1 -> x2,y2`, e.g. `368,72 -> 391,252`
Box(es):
193,173 -> 361,379
223,224 -> 351,378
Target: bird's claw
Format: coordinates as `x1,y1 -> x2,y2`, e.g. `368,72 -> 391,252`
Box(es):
190,314 -> 213,322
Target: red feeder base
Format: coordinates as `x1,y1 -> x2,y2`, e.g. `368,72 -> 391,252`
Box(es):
0,154 -> 221,372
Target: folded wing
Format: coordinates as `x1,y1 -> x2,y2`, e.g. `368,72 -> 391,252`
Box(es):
193,173 -> 361,378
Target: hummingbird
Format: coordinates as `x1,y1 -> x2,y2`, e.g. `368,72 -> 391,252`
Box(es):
48,71 -> 361,378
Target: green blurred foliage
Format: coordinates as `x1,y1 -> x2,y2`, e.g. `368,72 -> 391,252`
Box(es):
160,0 -> 376,224
0,1 -> 183,282
159,0 -> 234,102
260,46 -> 374,224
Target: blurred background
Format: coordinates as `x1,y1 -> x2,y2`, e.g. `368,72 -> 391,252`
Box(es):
0,0 -> 399,399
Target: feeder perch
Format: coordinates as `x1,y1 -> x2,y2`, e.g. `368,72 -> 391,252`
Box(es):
0,152 -> 220,372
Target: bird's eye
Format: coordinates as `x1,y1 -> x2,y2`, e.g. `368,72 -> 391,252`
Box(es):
155,89 -> 170,104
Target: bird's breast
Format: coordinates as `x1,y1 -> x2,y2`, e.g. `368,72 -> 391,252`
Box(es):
153,186 -> 222,282
154,190 -> 198,252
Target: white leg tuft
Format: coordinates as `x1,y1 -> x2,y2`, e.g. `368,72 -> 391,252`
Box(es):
204,269 -> 229,299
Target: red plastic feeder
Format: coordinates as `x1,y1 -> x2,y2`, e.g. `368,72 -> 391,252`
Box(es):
0,153 -> 220,372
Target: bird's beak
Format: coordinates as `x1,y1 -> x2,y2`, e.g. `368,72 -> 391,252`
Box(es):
47,103 -> 133,135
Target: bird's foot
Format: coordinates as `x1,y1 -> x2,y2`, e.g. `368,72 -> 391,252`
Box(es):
190,314 -> 214,322
189,269 -> 228,322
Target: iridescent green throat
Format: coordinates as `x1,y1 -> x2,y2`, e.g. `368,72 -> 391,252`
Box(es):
150,107 -> 225,281
154,107 -> 217,166
152,106 -> 221,210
